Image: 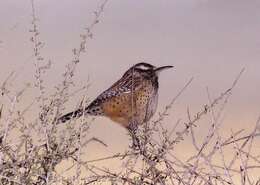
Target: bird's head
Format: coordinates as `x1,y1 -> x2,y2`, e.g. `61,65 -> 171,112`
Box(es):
131,62 -> 173,77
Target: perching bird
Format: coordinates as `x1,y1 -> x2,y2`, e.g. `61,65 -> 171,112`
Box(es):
58,63 -> 173,131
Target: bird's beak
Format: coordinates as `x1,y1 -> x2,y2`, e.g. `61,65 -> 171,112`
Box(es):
155,65 -> 173,74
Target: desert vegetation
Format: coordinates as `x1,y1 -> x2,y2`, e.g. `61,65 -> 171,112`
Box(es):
0,0 -> 259,184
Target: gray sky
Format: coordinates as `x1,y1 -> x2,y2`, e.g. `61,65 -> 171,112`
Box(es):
0,0 -> 260,179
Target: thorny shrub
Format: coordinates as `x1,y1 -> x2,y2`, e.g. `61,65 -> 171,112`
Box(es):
0,1 -> 259,185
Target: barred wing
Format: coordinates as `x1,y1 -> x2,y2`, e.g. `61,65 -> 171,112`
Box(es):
87,74 -> 143,107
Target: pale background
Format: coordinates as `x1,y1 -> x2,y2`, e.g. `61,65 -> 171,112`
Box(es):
0,0 -> 260,180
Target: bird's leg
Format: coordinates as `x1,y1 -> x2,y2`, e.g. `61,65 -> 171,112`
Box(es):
127,121 -> 141,150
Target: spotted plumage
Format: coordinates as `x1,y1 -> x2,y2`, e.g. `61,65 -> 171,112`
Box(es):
58,63 -> 173,129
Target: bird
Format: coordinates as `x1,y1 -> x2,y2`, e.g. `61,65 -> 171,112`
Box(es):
58,62 -> 173,131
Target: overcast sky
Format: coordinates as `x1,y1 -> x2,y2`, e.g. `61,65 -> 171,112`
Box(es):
0,0 -> 260,180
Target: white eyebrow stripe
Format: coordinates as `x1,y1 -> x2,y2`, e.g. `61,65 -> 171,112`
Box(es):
136,65 -> 150,70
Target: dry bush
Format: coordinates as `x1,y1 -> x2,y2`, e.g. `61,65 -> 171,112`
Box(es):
0,0 -> 259,185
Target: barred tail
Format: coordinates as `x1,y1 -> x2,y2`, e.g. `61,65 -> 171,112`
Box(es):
57,108 -> 84,124
57,103 -> 103,124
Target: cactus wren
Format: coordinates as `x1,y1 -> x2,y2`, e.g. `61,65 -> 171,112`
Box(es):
58,63 -> 173,130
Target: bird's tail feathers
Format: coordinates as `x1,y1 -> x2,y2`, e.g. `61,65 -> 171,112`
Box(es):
57,108 -> 84,124
57,104 -> 103,124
